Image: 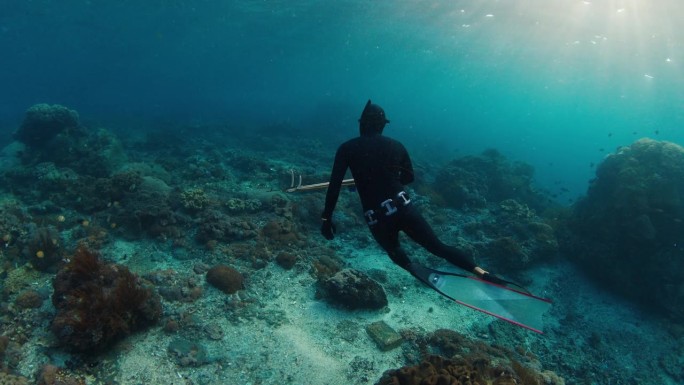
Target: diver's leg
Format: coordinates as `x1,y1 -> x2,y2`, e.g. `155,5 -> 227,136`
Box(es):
369,222 -> 412,270
401,207 -> 476,272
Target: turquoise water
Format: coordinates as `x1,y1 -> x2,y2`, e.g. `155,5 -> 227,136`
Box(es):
1,2 -> 684,384
2,1 -> 683,199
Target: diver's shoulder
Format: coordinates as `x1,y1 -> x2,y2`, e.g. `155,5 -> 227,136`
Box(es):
336,137 -> 361,153
340,137 -> 361,147
381,135 -> 407,147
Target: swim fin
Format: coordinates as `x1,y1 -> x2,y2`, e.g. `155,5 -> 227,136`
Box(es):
408,264 -> 552,334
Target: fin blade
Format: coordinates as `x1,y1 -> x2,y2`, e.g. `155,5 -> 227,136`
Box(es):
429,273 -> 552,333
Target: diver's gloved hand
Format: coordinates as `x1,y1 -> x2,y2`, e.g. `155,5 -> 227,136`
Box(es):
320,219 -> 336,240
481,272 -> 508,285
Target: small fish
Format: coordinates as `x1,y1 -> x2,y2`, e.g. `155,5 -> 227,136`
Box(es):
608,132 -> 612,137
590,162 -> 595,167
655,130 -> 660,135
599,148 -> 604,152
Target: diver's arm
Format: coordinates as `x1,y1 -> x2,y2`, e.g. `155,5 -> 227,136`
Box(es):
321,146 -> 348,220
399,144 -> 415,185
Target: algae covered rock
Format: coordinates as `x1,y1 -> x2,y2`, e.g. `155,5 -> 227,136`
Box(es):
568,138 -> 684,317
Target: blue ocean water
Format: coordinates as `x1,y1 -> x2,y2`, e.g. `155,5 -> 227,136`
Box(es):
2,0 -> 682,200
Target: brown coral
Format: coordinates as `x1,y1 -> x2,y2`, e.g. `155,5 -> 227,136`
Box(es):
376,355 -> 548,385
206,265 -> 244,294
376,355 -> 486,385
51,247 -> 162,352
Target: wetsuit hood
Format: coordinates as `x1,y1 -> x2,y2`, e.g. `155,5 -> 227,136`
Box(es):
359,99 -> 389,136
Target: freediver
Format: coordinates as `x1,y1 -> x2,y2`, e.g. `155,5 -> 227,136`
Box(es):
320,100 -> 505,285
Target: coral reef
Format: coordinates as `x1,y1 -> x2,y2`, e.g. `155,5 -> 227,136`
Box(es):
319,269 -> 388,310
0,372 -> 29,385
0,203 -> 28,250
36,364 -> 86,385
51,248 -> 162,352
567,138 -> 684,316
477,199 -> 559,271
377,328 -> 565,385
105,175 -> 183,239
196,210 -> 258,244
206,265 -> 245,294
180,187 -> 210,211
260,219 -> 302,246
12,104 -> 124,177
433,149 -> 548,212
225,197 -> 262,213
375,355 -> 538,385
13,104 -> 79,148
21,225 -> 63,272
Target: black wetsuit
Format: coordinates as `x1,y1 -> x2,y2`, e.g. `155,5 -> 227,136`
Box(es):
322,131 -> 476,273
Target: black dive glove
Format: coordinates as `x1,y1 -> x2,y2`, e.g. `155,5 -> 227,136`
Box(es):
320,219 -> 336,240
481,272 -> 507,285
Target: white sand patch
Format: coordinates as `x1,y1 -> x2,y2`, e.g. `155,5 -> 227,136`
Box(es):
114,334 -> 184,385
275,324 -> 345,382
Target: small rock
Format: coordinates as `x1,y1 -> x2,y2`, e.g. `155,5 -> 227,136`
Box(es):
168,338 -> 209,367
366,320 -> 403,351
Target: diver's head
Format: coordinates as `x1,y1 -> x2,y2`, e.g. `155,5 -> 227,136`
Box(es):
359,99 -> 389,135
